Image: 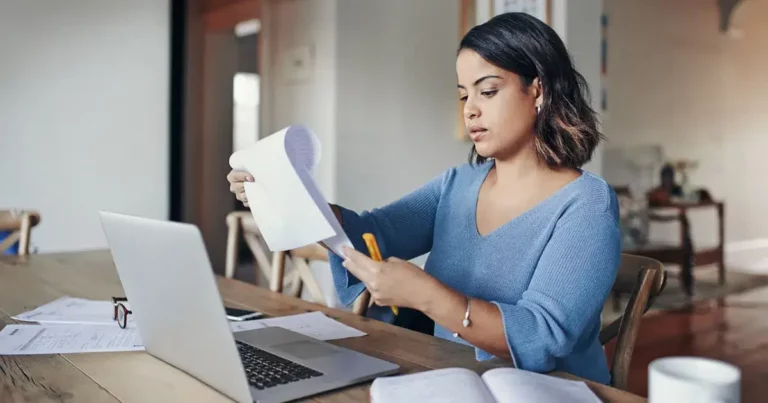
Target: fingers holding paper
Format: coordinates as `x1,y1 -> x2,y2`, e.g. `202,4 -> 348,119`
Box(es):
341,246 -> 434,310
227,170 -> 254,206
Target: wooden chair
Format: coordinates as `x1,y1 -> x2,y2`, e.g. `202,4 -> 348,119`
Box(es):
224,211 -> 301,293
600,253 -> 667,391
271,244 -> 329,306
0,209 -> 40,256
272,243 -> 371,315
225,211 -> 369,314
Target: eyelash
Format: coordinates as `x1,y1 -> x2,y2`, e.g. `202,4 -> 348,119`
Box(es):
459,89 -> 498,102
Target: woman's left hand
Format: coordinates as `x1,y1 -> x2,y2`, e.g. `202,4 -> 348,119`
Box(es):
341,246 -> 435,309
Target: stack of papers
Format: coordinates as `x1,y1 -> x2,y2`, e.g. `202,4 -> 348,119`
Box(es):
228,125 -> 353,257
1,297 -> 366,356
12,296 -> 133,327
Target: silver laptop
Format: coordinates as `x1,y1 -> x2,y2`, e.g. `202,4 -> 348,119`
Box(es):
98,211 -> 399,403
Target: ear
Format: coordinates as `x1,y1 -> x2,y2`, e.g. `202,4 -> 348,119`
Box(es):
532,78 -> 544,108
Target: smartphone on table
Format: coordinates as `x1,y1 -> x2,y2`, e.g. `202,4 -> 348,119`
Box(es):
224,307 -> 264,321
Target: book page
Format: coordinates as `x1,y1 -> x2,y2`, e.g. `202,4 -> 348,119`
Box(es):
481,368 -> 601,403
229,125 -> 352,257
370,368 -> 496,403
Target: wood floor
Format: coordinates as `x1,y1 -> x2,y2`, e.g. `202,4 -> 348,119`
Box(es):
605,284 -> 768,401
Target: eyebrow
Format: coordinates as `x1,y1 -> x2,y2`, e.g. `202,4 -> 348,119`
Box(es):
457,75 -> 502,89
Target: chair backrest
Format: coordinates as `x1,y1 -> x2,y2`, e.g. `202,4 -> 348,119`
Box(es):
224,211 -> 274,281
279,244 -> 330,305
275,244 -> 372,316
0,209 -> 40,256
600,253 -> 666,390
224,211 -> 372,316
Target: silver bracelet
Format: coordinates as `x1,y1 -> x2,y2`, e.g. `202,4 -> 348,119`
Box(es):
452,297 -> 471,338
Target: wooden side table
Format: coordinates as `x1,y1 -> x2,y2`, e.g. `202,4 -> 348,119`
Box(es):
622,201 -> 724,297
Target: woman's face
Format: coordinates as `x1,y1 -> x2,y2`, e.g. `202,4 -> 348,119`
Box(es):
456,49 -> 541,160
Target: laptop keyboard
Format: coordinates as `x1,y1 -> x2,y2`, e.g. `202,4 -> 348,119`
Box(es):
236,340 -> 324,390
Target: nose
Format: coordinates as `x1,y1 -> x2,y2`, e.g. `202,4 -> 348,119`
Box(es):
463,97 -> 480,121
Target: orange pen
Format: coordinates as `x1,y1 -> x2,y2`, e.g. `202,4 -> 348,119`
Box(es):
362,233 -> 399,316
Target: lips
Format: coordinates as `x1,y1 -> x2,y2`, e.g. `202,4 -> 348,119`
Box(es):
468,124 -> 487,141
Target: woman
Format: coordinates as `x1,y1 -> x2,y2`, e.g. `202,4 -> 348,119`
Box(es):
227,13 -> 620,385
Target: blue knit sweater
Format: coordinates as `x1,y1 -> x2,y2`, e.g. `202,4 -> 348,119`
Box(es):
328,161 -> 621,384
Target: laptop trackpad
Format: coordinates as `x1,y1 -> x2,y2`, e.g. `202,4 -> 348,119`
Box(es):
273,340 -> 341,360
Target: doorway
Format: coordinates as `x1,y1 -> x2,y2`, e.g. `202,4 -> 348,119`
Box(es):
174,0 -> 263,275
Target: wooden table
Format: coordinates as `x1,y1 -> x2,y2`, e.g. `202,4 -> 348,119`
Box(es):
0,251 -> 645,402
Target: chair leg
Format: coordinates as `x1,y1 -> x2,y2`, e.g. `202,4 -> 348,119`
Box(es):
18,212 -> 31,256
718,248 -> 726,285
717,202 -> 725,286
224,216 -> 240,279
718,261 -> 726,286
270,251 -> 287,293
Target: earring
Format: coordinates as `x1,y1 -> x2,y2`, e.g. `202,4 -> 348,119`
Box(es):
536,105 -> 541,114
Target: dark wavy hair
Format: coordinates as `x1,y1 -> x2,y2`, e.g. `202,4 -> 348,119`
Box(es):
459,12 -> 602,169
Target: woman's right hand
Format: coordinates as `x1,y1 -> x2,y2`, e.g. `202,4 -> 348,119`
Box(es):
227,170 -> 254,207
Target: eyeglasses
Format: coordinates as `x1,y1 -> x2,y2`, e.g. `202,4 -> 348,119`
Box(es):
112,296 -> 132,329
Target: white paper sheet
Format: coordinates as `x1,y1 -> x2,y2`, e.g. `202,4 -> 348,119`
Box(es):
11,296 -> 135,328
229,320 -> 267,333
229,125 -> 353,257
230,311 -> 366,341
481,368 -> 602,403
0,325 -> 144,355
370,368 -> 496,403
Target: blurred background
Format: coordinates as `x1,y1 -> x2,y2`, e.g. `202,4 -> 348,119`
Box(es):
1,0 -> 766,399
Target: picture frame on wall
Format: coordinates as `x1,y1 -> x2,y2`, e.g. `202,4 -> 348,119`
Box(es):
457,0 -> 551,140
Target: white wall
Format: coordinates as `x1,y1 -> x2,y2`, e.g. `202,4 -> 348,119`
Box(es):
335,0 -> 468,212
0,1 -> 169,252
552,0 -> 604,175
260,0 -> 340,306
602,0 -> 768,271
261,0 -> 337,200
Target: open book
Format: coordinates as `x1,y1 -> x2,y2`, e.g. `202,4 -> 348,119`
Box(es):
229,125 -> 352,257
370,367 -> 602,403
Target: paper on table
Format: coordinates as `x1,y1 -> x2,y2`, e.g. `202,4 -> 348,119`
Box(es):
11,296 -> 135,328
229,320 -> 267,333
230,311 -> 366,341
371,368 -> 496,403
481,368 -> 602,403
0,324 -> 144,355
229,125 -> 352,257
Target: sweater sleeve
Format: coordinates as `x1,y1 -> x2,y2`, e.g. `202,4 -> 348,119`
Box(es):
491,209 -> 621,372
328,170 -> 448,306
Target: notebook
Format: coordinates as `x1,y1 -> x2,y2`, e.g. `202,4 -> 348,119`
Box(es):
229,125 -> 352,257
370,367 -> 602,403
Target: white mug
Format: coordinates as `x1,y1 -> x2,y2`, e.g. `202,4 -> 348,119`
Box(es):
648,357 -> 741,403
